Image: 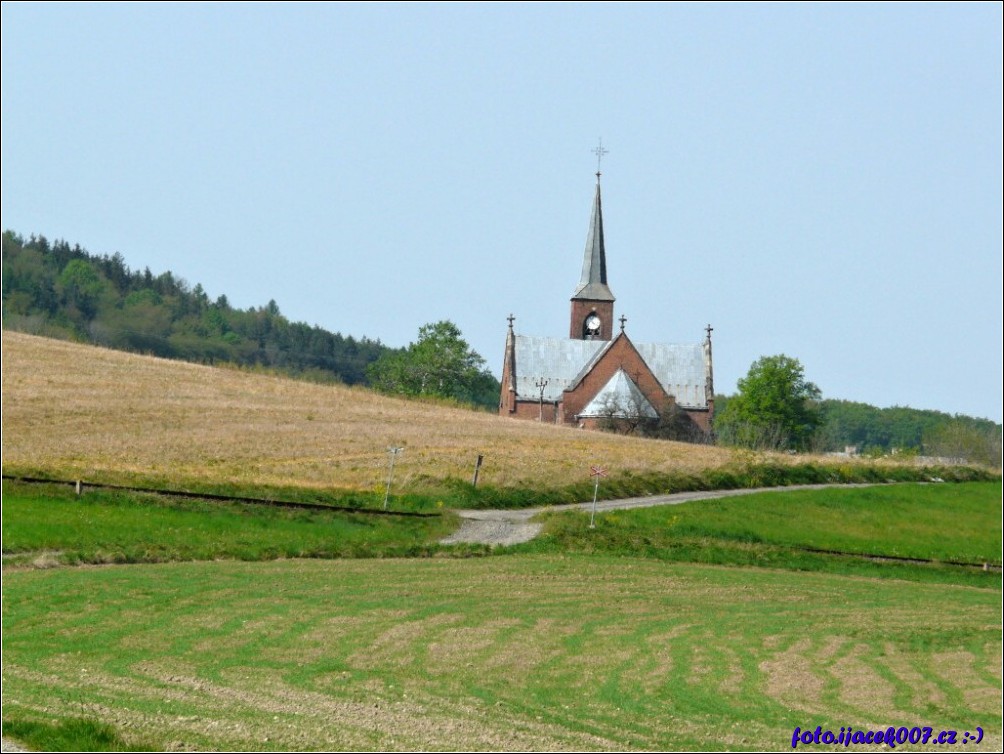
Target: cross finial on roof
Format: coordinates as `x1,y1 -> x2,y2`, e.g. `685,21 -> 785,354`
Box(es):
592,138 -> 608,177
705,323 -> 713,340
507,313 -> 515,330
619,314 -> 627,333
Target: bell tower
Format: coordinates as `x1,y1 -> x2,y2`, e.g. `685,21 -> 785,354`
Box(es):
570,168 -> 615,341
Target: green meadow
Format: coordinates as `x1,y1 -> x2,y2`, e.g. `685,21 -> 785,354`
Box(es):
0,482 -> 459,565
3,556 -> 1000,751
519,482 -> 1002,588
2,481 -> 1001,751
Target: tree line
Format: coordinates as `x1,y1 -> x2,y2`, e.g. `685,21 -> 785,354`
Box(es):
2,230 -> 499,406
713,354 -> 1000,467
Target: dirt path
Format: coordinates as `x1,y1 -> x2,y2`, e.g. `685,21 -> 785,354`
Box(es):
440,483 -> 877,546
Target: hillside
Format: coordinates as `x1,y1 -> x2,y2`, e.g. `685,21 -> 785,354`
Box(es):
2,331 -> 749,493
1,231 -> 391,387
7,231 -> 998,451
2,231 -> 501,409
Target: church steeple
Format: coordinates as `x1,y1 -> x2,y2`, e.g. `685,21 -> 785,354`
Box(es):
570,168 -> 616,341
571,174 -> 615,304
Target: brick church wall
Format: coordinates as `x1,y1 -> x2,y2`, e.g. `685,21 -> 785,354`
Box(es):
512,400 -> 559,423
560,335 -> 669,423
682,407 -> 713,434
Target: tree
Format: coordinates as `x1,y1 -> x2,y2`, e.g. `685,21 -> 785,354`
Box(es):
595,391 -> 656,436
924,420 -> 1002,468
367,320 -> 499,407
715,354 -> 821,451
598,392 -> 709,443
56,259 -> 108,320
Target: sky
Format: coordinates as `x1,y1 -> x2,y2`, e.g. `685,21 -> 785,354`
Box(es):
2,2 -> 1002,422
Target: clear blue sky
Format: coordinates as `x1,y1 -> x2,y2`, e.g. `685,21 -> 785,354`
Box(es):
3,2 -> 1001,422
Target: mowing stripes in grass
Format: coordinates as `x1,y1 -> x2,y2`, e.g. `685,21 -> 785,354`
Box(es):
2,556 -> 1000,751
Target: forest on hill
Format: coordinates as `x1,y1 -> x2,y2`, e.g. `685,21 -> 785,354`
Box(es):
2,230 -> 402,389
2,229 -> 999,458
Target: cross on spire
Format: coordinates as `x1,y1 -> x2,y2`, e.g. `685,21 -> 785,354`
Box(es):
705,323 -> 714,340
592,138 -> 608,176
507,313 -> 515,330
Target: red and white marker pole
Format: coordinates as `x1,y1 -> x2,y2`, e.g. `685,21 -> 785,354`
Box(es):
589,465 -> 607,528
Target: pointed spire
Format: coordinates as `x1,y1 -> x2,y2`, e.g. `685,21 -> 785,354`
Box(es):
703,323 -> 715,402
572,173 -> 615,302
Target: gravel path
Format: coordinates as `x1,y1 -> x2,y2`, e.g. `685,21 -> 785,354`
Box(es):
440,483 -> 877,547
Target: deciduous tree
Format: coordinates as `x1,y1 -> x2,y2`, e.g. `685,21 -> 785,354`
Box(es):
715,354 -> 821,451
367,320 -> 499,407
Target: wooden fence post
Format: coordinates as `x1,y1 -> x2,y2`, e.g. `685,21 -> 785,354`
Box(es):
472,454 -> 484,488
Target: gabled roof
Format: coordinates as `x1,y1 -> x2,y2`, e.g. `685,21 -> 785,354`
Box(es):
511,334 -> 708,409
579,369 -> 659,418
634,342 -> 708,408
511,336 -> 605,402
571,177 -> 615,302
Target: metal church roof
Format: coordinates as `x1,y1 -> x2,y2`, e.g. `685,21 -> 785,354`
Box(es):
579,369 -> 659,418
512,334 -> 707,409
512,336 -> 606,402
634,342 -> 707,408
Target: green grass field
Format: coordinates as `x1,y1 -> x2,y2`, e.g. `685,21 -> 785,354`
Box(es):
518,482 -> 1002,588
0,482 -> 459,565
2,481 -> 1001,750
3,556 -> 1000,751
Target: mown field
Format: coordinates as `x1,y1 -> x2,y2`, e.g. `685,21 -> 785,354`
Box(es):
3,555 -> 1000,751
2,331 -> 974,504
3,481 -> 1002,750
2,330 -> 734,493
2,331 -> 1001,751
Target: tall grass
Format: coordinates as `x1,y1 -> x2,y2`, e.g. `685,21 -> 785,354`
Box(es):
1,716 -> 151,752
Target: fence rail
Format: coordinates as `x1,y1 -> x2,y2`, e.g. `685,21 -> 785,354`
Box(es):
1,475 -> 439,518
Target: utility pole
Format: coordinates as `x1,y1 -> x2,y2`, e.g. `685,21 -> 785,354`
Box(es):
535,378 -> 549,422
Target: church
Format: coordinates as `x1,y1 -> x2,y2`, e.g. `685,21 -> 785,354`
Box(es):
498,168 -> 715,436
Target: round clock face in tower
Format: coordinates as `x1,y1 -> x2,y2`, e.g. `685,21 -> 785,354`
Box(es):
586,315 -> 601,332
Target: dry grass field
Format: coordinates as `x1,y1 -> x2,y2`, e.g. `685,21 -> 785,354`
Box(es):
1,331 -> 919,495
2,331 -> 738,492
